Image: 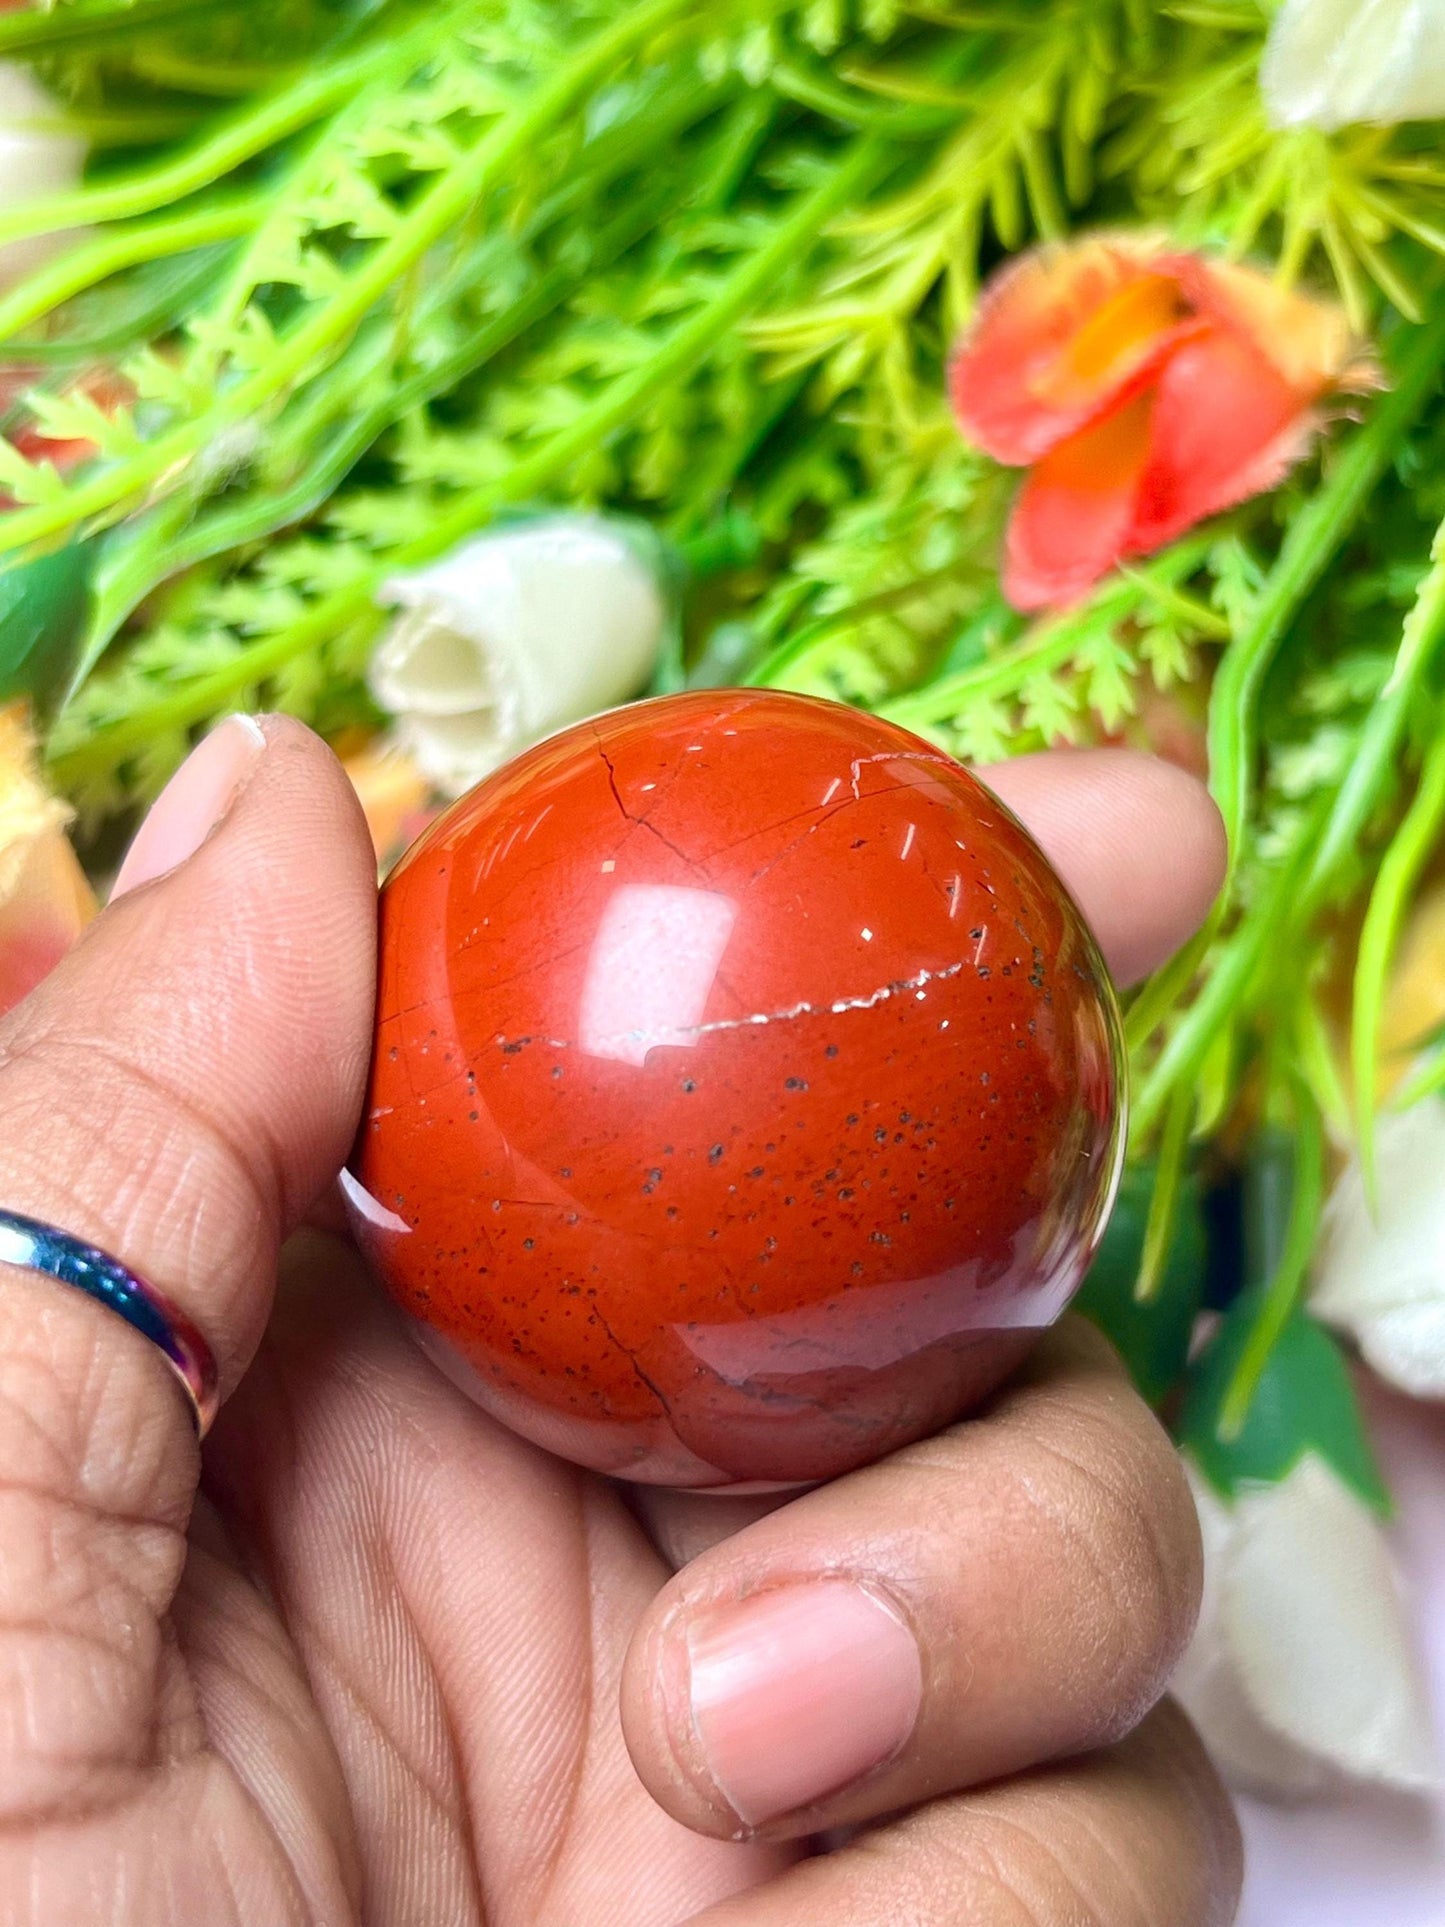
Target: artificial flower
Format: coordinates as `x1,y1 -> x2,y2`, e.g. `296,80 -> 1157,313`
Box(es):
1308,875 -> 1445,1396
0,700 -> 93,1017
1177,1294 -> 1439,1799
0,52 -> 106,501
1262,0 -> 1445,131
950,237 -> 1367,611
1313,1098 -> 1445,1398
1233,1385 -> 1445,1921
1,366 -> 131,493
1174,1455 -> 1438,1798
341,737 -> 438,874
369,515 -> 672,795
0,60 -> 87,288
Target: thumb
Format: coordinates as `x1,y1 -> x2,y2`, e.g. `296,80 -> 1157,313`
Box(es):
0,715 -> 375,1821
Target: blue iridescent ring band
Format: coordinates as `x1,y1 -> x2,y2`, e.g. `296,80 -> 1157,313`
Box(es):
0,1208 -> 219,1436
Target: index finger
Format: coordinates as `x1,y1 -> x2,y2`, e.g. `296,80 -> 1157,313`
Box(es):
980,747 -> 1225,987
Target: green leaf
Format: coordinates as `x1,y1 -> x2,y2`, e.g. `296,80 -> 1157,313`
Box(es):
0,442 -> 67,510
0,544 -> 95,721
1078,625 -> 1137,729
0,0 -> 230,54
1351,724 -> 1445,1198
26,389 -> 142,461
1238,1125 -> 1299,1297
1217,1104 -> 1327,1435
1178,1291 -> 1390,1514
1208,302 -> 1445,896
1075,1161 -> 1207,1407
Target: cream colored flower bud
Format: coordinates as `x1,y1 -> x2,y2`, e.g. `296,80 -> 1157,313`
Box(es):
1174,1457 -> 1438,1799
0,63 -> 88,286
1313,1100 -> 1445,1397
1262,0 -> 1445,131
369,518 -> 670,796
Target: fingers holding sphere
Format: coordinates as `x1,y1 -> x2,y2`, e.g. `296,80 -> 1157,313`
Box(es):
622,1320 -> 1204,1842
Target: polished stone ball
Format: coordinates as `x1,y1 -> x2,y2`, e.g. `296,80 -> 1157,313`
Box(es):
346,690 -> 1125,1488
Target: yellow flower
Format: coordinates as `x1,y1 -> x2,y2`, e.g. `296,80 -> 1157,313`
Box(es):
340,737 -> 438,876
0,702 -> 93,1017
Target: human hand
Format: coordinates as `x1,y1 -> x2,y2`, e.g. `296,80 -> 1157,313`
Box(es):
0,716 -> 1239,1925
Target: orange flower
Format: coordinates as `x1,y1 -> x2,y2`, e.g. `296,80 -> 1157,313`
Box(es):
1,366 -> 130,501
950,237 -> 1370,611
0,702 -> 94,1018
341,737 -> 439,875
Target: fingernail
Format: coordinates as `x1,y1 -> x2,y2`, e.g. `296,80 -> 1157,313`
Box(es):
112,716 -> 268,899
684,1581 -> 922,1828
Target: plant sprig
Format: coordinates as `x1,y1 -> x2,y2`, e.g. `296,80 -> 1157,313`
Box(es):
10,0 -> 1445,1437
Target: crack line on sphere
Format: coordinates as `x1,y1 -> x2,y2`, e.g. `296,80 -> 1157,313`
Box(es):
594,736 -> 703,873
847,750 -> 957,802
592,1305 -> 674,1418
492,960 -> 968,1058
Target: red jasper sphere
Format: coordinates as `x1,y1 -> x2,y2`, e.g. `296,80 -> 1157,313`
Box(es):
347,690 -> 1125,1489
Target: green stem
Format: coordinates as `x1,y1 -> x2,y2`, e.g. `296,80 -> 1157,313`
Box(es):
0,26 -> 429,249
687,90 -> 777,213
51,136 -> 886,782
753,560 -> 991,690
0,0 -> 229,53
1116,565 -> 1231,640
1295,989 -> 1353,1143
1209,306 -> 1445,885
6,251 -> 235,365
1393,1041 -> 1445,1111
0,197 -> 260,348
68,105 -> 208,147
1130,799 -> 1328,1141
769,58 -> 959,133
1129,312 -> 1445,1072
666,368 -> 807,543
1219,1090 -> 1325,1440
1303,517 -> 1445,909
1135,1085 -> 1193,1305
128,52 -> 297,98
1350,723 -> 1445,1196
877,535 -> 1215,732
0,0 -> 699,556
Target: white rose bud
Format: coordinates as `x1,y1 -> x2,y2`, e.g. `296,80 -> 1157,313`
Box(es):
1312,1098 -> 1445,1398
1262,0 -> 1445,131
369,517 -> 671,796
1174,1457 -> 1439,1799
0,62 -> 87,287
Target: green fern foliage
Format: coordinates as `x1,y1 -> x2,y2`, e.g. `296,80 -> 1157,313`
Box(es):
7,0 -> 1445,1347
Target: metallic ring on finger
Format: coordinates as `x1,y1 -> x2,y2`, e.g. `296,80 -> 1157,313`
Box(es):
0,1207 -> 219,1437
